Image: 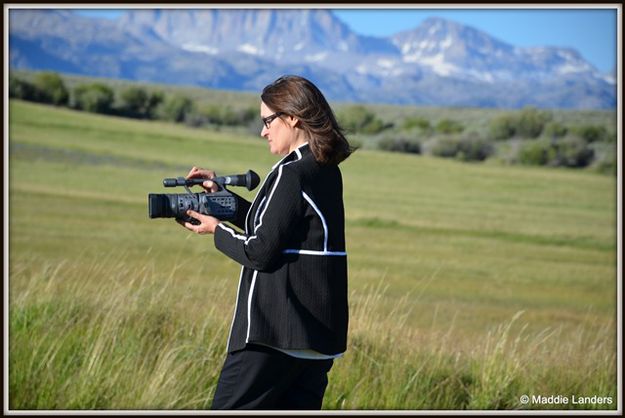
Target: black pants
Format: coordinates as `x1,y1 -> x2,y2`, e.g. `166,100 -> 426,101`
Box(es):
211,344 -> 334,410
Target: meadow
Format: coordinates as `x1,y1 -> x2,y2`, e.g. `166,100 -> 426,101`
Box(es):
8,99 -> 618,410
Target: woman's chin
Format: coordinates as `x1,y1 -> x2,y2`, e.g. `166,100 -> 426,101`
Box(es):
268,145 -> 285,155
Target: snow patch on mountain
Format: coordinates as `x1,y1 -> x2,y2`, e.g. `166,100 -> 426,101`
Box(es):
237,43 -> 263,55
419,53 -> 458,77
376,58 -> 395,69
182,43 -> 218,55
305,52 -> 327,62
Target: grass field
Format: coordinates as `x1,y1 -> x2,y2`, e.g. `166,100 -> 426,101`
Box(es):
7,99 -> 619,410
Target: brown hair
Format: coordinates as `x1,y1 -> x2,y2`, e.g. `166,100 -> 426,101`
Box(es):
261,75 -> 355,165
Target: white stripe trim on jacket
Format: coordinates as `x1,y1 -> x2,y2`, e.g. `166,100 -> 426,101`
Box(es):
302,191 -> 329,251
245,270 -> 258,343
283,249 -> 347,256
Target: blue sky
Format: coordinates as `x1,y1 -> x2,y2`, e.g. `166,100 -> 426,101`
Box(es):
74,7 -> 618,73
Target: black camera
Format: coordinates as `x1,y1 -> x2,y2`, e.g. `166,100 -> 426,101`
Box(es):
148,170 -> 260,224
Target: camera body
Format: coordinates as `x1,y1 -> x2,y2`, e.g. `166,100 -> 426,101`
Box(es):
148,190 -> 237,224
148,170 -> 259,224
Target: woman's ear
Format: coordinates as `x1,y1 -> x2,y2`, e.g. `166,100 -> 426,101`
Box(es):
287,115 -> 300,129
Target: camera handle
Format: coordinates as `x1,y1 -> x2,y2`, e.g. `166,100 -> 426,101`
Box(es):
164,171 -> 258,191
174,177 -> 224,195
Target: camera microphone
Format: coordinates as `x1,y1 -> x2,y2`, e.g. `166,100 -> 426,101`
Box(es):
214,170 -> 261,191
163,170 -> 260,191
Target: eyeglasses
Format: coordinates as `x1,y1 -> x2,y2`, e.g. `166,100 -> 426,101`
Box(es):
261,112 -> 284,129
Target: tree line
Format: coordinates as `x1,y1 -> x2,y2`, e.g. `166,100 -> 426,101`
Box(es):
375,106 -> 615,174
339,105 -> 615,174
10,71 -> 616,174
9,72 -> 258,128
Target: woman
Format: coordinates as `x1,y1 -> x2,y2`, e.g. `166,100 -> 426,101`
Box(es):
179,75 -> 353,410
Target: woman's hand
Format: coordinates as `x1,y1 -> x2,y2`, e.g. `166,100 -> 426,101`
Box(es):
186,166 -> 219,193
177,210 -> 220,234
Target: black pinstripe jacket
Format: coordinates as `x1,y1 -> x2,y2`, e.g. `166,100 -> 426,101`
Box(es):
214,143 -> 348,355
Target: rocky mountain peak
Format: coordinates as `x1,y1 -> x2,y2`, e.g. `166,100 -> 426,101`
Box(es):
8,9 -> 615,109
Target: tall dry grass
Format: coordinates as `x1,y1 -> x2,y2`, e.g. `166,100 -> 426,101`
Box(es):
10,256 -> 229,409
9,257 -> 617,410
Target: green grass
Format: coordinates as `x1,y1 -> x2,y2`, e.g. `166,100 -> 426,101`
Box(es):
8,100 -> 618,410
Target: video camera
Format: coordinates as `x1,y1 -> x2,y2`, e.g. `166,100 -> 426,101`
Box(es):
148,170 -> 260,224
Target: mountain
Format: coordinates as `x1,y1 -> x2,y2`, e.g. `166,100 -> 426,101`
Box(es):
391,18 -> 605,83
8,9 -> 616,109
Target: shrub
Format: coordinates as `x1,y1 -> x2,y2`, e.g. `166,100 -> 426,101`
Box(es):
516,107 -> 552,138
593,156 -> 616,175
185,105 -> 218,127
590,143 -> 616,175
552,136 -> 595,168
348,137 -> 363,150
402,116 -> 431,132
157,95 -> 194,123
489,114 -> 517,140
435,119 -> 464,135
119,87 -> 163,119
120,86 -> 148,115
427,136 -> 458,158
427,133 -> 493,162
337,105 -> 372,132
33,72 -> 69,106
72,83 -> 115,114
361,118 -> 390,135
517,136 -> 594,168
183,111 -> 208,128
336,105 -> 389,135
146,92 -> 165,119
219,106 -> 256,126
490,108 -> 552,140
9,75 -> 41,101
517,139 -> 556,166
571,125 -> 609,143
378,137 -> 421,154
455,134 -> 494,162
185,105 -> 256,128
543,122 -> 568,139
